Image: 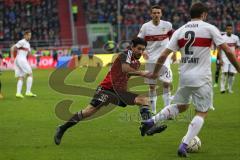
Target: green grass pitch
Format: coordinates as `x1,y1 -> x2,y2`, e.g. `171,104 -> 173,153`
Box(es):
0,64 -> 239,160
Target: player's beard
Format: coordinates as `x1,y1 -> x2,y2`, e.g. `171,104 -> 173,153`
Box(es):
134,53 -> 141,60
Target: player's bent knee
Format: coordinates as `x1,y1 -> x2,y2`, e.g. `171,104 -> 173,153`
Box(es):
196,111 -> 208,118
135,96 -> 149,106
177,104 -> 189,113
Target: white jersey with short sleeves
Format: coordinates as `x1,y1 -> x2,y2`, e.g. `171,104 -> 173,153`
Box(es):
167,20 -> 225,87
138,20 -> 174,66
15,39 -> 31,60
221,34 -> 240,64
14,39 -> 32,77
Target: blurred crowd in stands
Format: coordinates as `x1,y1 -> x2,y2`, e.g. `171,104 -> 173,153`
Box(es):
0,0 -> 60,48
84,0 -> 240,40
0,0 -> 239,51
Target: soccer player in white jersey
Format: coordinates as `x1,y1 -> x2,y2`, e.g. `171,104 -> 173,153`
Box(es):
220,24 -> 240,93
141,2 -> 240,157
11,30 -> 36,98
138,5 -> 174,114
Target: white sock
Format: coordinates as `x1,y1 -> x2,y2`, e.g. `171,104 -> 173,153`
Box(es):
152,104 -> 179,123
183,115 -> 204,145
220,74 -> 226,91
227,75 -> 234,91
149,89 -> 157,114
17,79 -> 23,94
26,76 -> 33,94
162,87 -> 171,107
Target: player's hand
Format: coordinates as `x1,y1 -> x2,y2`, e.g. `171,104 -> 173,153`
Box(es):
140,71 -> 149,77
144,72 -> 158,79
150,73 -> 158,79
142,52 -> 149,60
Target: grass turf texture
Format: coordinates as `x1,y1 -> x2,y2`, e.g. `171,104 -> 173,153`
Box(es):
0,64 -> 239,160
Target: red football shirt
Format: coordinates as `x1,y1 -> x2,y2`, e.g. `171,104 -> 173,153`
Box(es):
100,50 -> 140,91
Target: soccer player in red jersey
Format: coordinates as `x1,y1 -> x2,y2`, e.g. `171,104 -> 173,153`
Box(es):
54,38 -> 166,145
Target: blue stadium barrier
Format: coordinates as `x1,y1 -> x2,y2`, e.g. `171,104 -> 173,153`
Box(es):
56,56 -> 72,68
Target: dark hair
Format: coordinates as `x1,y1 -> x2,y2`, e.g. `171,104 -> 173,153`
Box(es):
190,2 -> 208,18
24,29 -> 31,35
226,23 -> 232,27
151,5 -> 161,12
131,37 -> 147,47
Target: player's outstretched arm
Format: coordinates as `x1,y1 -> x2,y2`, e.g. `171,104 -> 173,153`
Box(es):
151,48 -> 173,79
122,63 -> 150,77
219,43 -> 240,72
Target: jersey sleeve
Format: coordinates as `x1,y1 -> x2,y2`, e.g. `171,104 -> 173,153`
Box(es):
137,24 -> 145,39
167,22 -> 174,38
15,40 -> 24,48
166,29 -> 180,52
120,51 -> 132,64
236,36 -> 240,47
210,26 -> 225,46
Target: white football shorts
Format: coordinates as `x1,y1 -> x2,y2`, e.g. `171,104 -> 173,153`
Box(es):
144,62 -> 173,84
14,58 -> 32,77
172,82 -> 213,112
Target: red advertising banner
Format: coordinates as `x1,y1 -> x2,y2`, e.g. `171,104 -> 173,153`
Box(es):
0,56 -> 56,70
37,56 -> 57,69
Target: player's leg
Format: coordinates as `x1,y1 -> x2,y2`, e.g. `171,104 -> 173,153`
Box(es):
141,86 -> 191,136
153,86 -> 191,122
160,66 -> 173,107
154,104 -> 188,122
227,64 -> 237,93
134,95 -> 168,136
19,62 -> 36,97
220,72 -> 227,93
115,91 -> 153,121
162,82 -> 171,107
178,111 -> 207,157
16,76 -> 24,98
227,72 -> 235,93
15,60 -> 27,98
54,86 -> 112,145
134,95 -> 152,120
220,63 -> 228,93
178,82 -> 212,157
214,62 -> 221,87
54,104 -> 100,145
145,62 -> 157,114
149,84 -> 157,114
25,73 -> 37,97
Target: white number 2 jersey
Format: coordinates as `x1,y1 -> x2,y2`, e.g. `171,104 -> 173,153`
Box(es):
167,20 -> 225,87
138,20 -> 173,66
15,39 -> 31,60
221,34 -> 240,64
